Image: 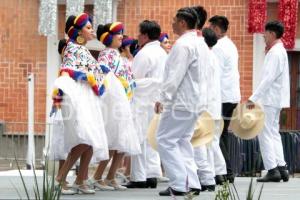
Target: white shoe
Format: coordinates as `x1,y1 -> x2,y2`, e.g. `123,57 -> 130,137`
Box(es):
116,172 -> 130,183
89,178 -> 115,191
72,183 -> 95,194
105,179 -> 127,191
55,180 -> 76,195
61,187 -> 77,195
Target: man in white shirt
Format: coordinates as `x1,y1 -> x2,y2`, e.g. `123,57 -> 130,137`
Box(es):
209,15 -> 241,184
247,20 -> 290,182
155,7 -> 210,196
194,27 -> 226,192
125,20 -> 167,189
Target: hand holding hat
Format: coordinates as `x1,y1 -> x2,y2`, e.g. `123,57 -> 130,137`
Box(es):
231,102 -> 265,140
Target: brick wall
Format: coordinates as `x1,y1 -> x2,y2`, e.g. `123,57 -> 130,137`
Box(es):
117,0 -> 253,101
0,0 -> 46,133
1,0 -> 299,129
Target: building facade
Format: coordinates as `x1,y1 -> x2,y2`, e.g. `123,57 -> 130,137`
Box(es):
0,0 -> 299,133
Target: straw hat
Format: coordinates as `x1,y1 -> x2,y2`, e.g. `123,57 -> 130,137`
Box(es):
230,103 -> 265,140
147,112 -> 216,150
191,111 -> 215,147
147,114 -> 160,151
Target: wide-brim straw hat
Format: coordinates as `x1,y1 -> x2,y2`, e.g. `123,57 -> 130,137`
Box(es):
191,111 -> 215,147
230,103 -> 265,140
147,112 -> 216,150
147,114 -> 160,151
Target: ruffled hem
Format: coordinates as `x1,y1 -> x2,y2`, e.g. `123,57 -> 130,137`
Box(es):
54,76 -> 109,161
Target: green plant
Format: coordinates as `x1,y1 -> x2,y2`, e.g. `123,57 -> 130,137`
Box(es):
14,154 -> 61,200
215,178 -> 264,200
184,191 -> 197,200
246,178 -> 264,200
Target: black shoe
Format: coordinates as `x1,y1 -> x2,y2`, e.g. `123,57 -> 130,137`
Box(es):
257,167 -> 281,182
124,181 -> 147,188
159,187 -> 187,196
200,185 -> 215,192
146,178 -> 157,188
189,188 -> 200,195
215,175 -> 225,185
278,165 -> 289,182
226,174 -> 235,183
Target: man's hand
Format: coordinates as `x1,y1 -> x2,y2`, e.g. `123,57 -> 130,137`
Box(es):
246,100 -> 255,110
154,102 -> 163,114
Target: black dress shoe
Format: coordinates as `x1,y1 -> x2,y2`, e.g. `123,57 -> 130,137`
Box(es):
200,185 -> 215,192
159,187 -> 186,196
257,167 -> 281,182
278,165 -> 289,182
215,175 -> 225,185
226,174 -> 235,183
124,181 -> 147,188
146,178 -> 157,188
189,188 -> 200,195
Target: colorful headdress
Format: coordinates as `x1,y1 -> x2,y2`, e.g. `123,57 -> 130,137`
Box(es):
99,22 -> 124,46
67,13 -> 92,40
159,32 -> 169,42
121,37 -> 134,48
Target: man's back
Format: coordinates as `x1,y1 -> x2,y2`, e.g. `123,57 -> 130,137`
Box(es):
132,41 -> 167,80
161,31 -> 210,113
213,36 -> 240,103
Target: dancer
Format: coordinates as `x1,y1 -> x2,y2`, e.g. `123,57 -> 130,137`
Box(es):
155,7 -> 210,196
54,13 -> 109,194
247,20 -> 290,183
89,22 -> 140,191
209,15 -> 241,183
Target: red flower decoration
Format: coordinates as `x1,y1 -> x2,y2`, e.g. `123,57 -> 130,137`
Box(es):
248,0 -> 267,33
278,0 -> 298,49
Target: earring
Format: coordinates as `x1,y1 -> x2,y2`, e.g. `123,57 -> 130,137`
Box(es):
76,35 -> 85,44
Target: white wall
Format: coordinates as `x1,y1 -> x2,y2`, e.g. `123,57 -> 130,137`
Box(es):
252,33 -> 265,91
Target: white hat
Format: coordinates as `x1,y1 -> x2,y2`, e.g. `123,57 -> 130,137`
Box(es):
147,114 -> 160,151
191,111 -> 215,147
230,103 -> 265,140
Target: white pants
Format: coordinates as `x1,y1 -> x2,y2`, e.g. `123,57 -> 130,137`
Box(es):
130,140 -> 162,181
212,120 -> 227,175
194,145 -> 215,185
157,110 -> 201,192
258,105 -> 286,170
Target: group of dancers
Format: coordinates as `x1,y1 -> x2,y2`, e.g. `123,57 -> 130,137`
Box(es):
49,3 -> 290,197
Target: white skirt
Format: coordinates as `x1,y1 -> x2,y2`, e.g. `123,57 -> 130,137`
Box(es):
100,72 -> 141,155
54,76 -> 109,161
48,110 -> 67,160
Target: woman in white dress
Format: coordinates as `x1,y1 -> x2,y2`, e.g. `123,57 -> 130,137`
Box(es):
54,13 -> 109,194
88,22 -> 140,191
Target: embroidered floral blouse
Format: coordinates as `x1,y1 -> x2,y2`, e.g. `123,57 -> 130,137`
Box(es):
62,41 -> 105,85
98,48 -> 136,99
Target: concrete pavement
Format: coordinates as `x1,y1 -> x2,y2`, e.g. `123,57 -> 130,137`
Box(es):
0,171 -> 299,200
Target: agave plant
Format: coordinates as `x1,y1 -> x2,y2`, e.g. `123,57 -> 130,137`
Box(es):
246,178 -> 264,200
14,154 -> 61,200
215,178 -> 264,200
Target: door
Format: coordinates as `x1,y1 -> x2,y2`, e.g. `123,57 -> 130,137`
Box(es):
280,51 -> 300,130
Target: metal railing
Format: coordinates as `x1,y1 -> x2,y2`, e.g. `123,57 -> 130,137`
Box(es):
0,122 -> 50,170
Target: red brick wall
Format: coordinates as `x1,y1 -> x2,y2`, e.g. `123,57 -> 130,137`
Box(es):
117,0 -> 253,101
3,0 -> 300,129
0,0 -> 46,133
